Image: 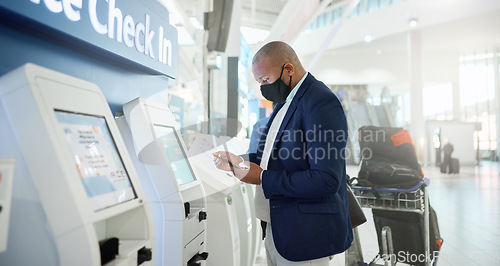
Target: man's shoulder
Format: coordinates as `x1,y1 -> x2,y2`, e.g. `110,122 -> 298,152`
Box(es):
301,78 -> 341,107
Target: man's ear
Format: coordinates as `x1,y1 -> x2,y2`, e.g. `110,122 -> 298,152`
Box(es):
284,63 -> 295,76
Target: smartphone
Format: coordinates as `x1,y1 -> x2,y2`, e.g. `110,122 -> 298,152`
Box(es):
216,154 -> 248,170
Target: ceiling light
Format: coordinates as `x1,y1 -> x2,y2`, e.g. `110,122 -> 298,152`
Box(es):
408,18 -> 418,28
240,26 -> 270,45
364,35 -> 373,43
189,17 -> 204,30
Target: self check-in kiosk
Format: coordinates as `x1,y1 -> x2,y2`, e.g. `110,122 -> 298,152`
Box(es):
187,135 -> 241,266
221,137 -> 260,266
188,134 -> 218,156
226,172 -> 253,266
116,97 -> 208,266
0,64 -> 154,265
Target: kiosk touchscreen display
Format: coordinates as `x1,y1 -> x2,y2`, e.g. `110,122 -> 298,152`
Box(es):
153,125 -> 196,185
55,110 -> 137,211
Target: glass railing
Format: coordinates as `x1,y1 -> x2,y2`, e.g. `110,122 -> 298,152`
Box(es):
303,0 -> 407,33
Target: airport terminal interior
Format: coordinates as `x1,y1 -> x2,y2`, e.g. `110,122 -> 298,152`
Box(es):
0,0 -> 499,265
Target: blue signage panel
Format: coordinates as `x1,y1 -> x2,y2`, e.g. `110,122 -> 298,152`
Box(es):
0,0 -> 178,78
168,94 -> 184,129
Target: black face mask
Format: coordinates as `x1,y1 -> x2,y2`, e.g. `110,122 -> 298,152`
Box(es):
260,64 -> 292,103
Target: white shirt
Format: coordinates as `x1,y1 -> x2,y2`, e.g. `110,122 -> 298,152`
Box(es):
255,72 -> 308,222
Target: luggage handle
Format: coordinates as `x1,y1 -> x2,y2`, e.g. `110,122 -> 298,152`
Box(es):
381,226 -> 395,266
352,177 -> 430,193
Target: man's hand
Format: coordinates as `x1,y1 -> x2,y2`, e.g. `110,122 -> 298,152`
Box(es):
212,151 -> 244,171
212,151 -> 263,185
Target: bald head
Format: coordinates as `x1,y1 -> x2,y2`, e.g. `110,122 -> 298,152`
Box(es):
252,41 -> 307,89
253,41 -> 304,71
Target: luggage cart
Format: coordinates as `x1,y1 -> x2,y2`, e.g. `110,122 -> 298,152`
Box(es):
346,177 -> 436,266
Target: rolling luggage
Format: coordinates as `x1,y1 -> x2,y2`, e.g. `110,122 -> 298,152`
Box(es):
440,158 -> 459,174
450,158 -> 460,174
372,206 -> 443,266
351,126 -> 443,266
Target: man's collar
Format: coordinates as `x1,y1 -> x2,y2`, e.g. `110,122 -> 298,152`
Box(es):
286,72 -> 308,102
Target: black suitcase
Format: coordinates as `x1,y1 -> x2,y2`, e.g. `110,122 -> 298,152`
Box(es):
357,126 -> 423,189
450,158 -> 460,174
372,206 -> 443,266
357,156 -> 422,189
358,126 -> 422,175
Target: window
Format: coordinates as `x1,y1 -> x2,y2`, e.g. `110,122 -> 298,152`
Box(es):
368,0 -> 380,12
423,83 -> 453,120
459,53 -> 498,152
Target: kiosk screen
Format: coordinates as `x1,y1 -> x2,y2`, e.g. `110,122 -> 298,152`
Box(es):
153,125 -> 196,185
55,110 -> 136,211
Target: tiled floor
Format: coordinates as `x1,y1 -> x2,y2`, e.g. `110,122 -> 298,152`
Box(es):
254,162 -> 500,265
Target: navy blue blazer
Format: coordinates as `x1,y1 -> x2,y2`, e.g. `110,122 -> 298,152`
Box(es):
249,73 -> 353,261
